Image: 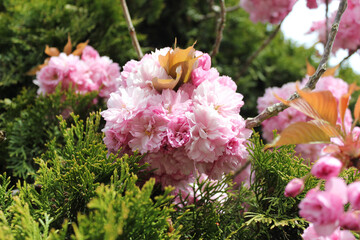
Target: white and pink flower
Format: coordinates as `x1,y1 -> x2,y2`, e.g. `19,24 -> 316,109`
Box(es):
34,46 -> 120,99
101,46 -> 251,189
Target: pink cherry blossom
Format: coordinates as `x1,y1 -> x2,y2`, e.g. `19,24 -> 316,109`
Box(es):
241,0 -> 297,24
258,76 -> 351,161
101,86 -> 152,124
81,45 -> 100,60
309,0 -> 360,52
325,177 -> 348,205
192,80 -> 244,118
311,156 -> 342,180
34,65 -> 64,95
191,67 -> 220,87
340,211 -> 360,231
34,46 -> 121,99
128,107 -> 169,154
144,148 -> 195,186
284,178 -> 304,197
166,116 -> 191,148
217,76 -> 237,91
299,188 -> 344,236
195,52 -> 211,71
186,104 -> 232,163
102,46 -> 251,189
103,126 -> 129,153
348,181 -> 360,210
302,224 -> 355,240
306,0 -> 332,9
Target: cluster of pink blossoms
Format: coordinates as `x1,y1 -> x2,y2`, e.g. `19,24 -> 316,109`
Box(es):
309,0 -> 360,52
101,47 -> 252,189
275,82 -> 360,239
241,0 -> 333,25
285,131 -> 360,239
257,75 -> 352,161
306,0 -> 332,9
34,46 -> 120,99
240,0 -> 297,24
286,175 -> 359,239
299,179 -> 356,239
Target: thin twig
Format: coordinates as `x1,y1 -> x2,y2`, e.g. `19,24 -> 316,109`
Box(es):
225,3 -> 241,12
199,3 -> 241,20
325,0 -> 329,43
230,159 -> 251,181
211,0 -> 226,58
339,48 -> 359,66
245,0 -> 348,129
238,21 -> 283,78
0,130 -> 5,143
120,0 -> 143,59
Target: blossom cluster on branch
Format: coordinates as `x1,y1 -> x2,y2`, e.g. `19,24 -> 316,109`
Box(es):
240,0 -> 297,24
101,45 -> 252,189
306,0 -> 332,9
240,0 -> 331,24
257,74 -> 352,161
309,0 -> 360,52
33,43 -> 120,99
267,81 -> 360,238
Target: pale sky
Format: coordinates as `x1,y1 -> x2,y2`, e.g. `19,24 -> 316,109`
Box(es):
281,0 -> 360,73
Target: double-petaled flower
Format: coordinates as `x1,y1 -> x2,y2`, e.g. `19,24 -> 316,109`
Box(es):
265,83 -> 360,168
27,35 -> 89,75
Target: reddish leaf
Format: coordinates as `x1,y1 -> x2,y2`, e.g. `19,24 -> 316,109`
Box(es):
294,85 -> 338,125
306,60 -> 315,76
340,83 -> 359,126
63,34 -> 72,55
354,95 -> 360,123
72,40 -> 89,56
45,45 -> 60,57
323,64 -> 339,77
264,121 -> 331,149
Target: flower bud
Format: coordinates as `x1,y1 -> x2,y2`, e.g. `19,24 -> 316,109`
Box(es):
284,178 -> 304,197
348,181 -> 360,210
340,211 -> 360,231
311,156 -> 342,180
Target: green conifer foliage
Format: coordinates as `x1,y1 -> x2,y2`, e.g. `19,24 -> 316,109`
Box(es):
0,112 -> 178,239
0,87 -> 101,179
72,176 -> 179,239
0,0 -> 138,99
32,112 -> 144,226
243,132 -> 318,239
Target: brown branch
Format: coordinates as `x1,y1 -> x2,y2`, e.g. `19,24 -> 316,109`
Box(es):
339,48 -> 359,67
211,0 -> 226,58
209,0 -> 215,9
120,0 -> 143,59
0,130 -> 5,143
245,0 -> 348,129
199,3 -> 239,21
325,0 -> 329,43
225,3 -> 241,12
230,159 -> 251,181
238,21 -> 283,78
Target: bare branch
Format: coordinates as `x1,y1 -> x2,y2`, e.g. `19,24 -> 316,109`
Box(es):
0,130 -> 5,143
238,21 -> 283,78
211,0 -> 226,58
225,3 -> 241,12
245,0 -> 348,129
120,0 -> 143,59
199,3 -> 240,21
325,0 -> 329,43
230,159 -> 251,181
339,48 -> 359,67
